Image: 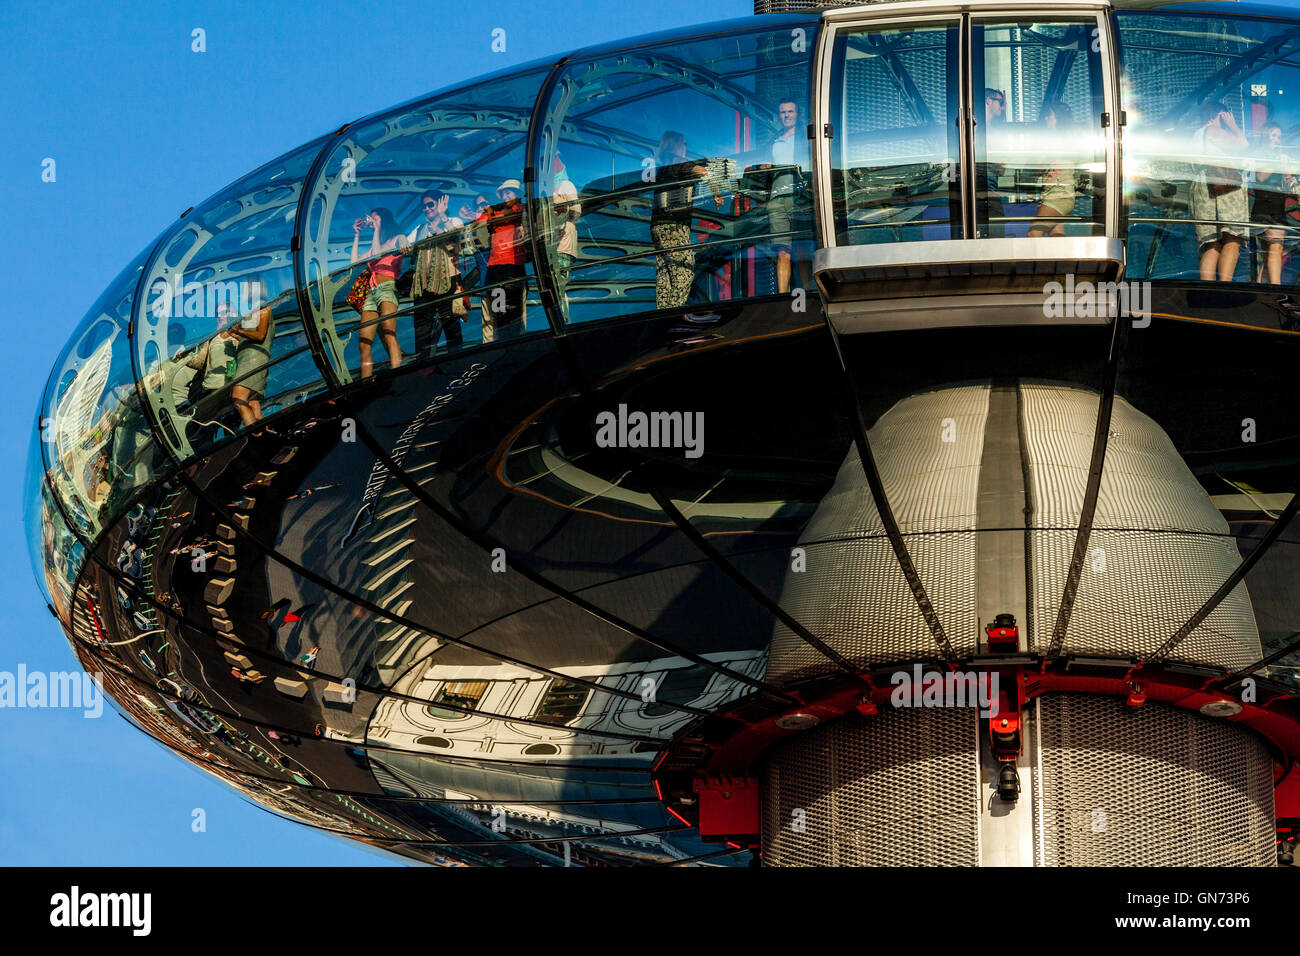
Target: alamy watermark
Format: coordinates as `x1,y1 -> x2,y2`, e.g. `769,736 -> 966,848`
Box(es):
149,276 -> 263,321
594,404 -> 705,459
50,886 -> 151,936
889,664 -> 1000,718
1043,275 -> 1152,327
0,666 -> 103,717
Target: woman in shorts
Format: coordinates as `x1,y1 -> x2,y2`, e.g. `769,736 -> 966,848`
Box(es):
350,207 -> 408,378
1028,102 -> 1077,237
1190,101 -> 1248,282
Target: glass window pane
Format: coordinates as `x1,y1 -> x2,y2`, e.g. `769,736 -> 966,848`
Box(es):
1120,12 -> 1300,286
136,138 -> 330,460
301,68 -> 550,382
24,425 -> 55,609
42,243 -> 171,540
38,476 -> 85,624
24,422 -> 84,617
533,679 -> 589,724
535,24 -> 818,324
974,20 -> 1107,239
831,21 -> 961,245
425,680 -> 489,719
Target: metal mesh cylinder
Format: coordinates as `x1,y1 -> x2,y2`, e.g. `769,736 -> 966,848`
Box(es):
761,694 -> 1275,866
1034,694 -> 1275,866
761,707 -> 981,866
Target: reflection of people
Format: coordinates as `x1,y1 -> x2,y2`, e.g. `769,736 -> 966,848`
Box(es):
552,163 -> 582,318
1191,101 -> 1248,282
978,88 -> 1006,237
651,131 -> 723,309
471,180 -> 528,342
409,190 -> 465,356
171,307 -> 236,439
458,194 -> 491,288
351,208 -> 408,377
1252,122 -> 1296,286
763,99 -> 805,293
226,277 -> 274,428
1028,101 -> 1076,237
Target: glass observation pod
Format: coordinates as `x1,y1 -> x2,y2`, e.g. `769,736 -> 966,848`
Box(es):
26,0 -> 1300,868
810,0 -> 1125,331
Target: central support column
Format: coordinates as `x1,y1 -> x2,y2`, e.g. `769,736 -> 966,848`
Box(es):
975,380 -> 1035,865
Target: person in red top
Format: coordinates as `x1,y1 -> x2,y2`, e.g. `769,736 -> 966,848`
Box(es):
463,179 -> 528,341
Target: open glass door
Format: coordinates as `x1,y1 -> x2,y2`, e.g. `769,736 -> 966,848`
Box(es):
971,15 -> 1114,239
825,16 -> 965,246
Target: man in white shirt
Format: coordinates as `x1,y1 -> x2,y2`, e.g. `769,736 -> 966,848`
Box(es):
408,190 -> 466,355
764,99 -> 805,293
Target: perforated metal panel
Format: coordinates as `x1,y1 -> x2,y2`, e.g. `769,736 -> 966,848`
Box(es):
1064,529 -> 1261,669
761,708 -> 980,866
767,387 -> 987,682
1034,694 -> 1275,866
768,535 -> 936,681
754,0 -> 852,12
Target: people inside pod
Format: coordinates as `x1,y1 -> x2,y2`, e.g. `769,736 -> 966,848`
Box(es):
650,130 -> 724,310
1191,100 -> 1248,282
1028,101 -> 1077,238
469,180 -> 529,341
1251,121 -> 1296,286
408,190 -> 467,356
551,157 -> 582,319
458,194 -> 492,289
179,303 -> 237,414
226,276 -> 275,427
979,88 -> 1006,238
763,98 -> 806,293
351,208 -> 409,377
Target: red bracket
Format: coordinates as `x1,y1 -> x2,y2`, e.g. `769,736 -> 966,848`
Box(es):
988,669 -> 1024,761
986,614 -> 1020,653
692,776 -> 759,841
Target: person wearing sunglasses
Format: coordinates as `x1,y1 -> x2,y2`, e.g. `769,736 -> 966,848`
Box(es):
978,88 -> 1007,237
409,190 -> 466,357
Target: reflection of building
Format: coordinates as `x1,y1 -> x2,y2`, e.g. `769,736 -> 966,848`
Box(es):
370,653 -> 764,760
25,0 -> 1300,866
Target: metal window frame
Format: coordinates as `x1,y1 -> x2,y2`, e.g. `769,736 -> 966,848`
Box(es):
811,0 -> 1121,250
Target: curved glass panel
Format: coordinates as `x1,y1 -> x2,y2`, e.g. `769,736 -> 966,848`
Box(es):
1120,11 -> 1300,285
301,68 -> 550,382
36,475 -> 86,624
136,139 -> 329,461
42,243 -> 170,541
830,20 -> 962,245
24,424 -> 61,612
535,23 -> 818,324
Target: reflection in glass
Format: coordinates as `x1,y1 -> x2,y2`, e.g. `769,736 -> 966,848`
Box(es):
831,22 -> 961,245
536,25 -> 818,324
136,139 -> 329,460
974,19 -> 1106,239
1121,12 -> 1300,286
43,245 -> 170,540
300,68 -> 549,382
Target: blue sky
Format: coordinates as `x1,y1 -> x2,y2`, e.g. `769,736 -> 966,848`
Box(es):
0,0 -> 750,866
